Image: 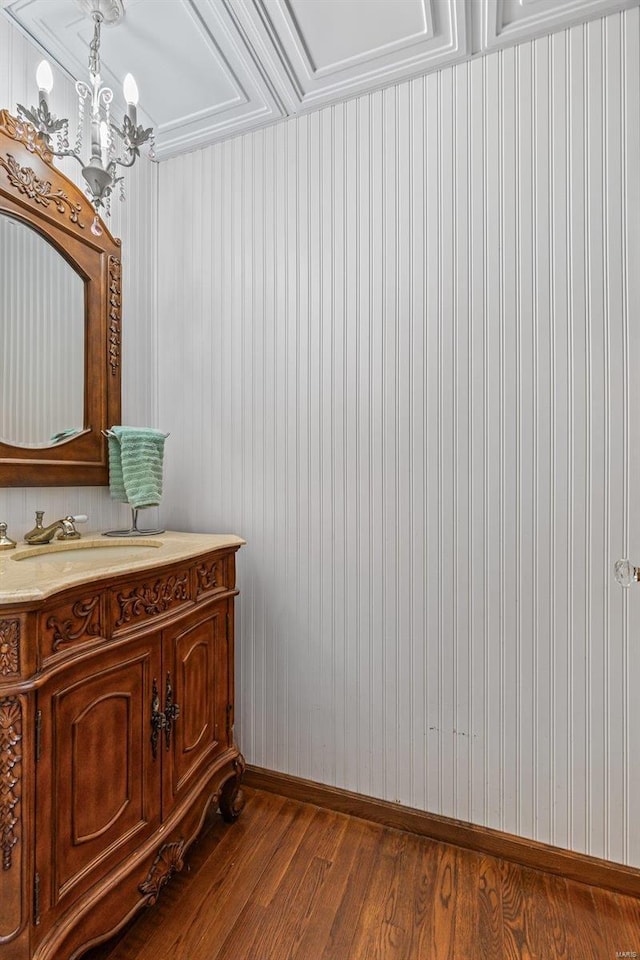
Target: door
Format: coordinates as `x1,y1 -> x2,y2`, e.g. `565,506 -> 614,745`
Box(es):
35,636 -> 162,931
161,600 -> 229,816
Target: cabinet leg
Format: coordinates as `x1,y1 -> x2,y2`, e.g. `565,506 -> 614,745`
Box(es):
219,755 -> 246,823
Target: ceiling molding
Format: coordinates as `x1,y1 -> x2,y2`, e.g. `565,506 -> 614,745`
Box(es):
481,0 -> 639,51
1,0 -> 637,156
155,0 -> 284,158
231,0 -> 469,112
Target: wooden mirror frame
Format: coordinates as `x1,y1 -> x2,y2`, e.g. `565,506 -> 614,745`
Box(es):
0,110 -> 121,486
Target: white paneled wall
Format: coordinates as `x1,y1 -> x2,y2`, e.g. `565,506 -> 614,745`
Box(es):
0,15 -> 158,533
159,9 -> 640,865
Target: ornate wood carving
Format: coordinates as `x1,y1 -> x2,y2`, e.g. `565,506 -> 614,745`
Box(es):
116,574 -> 189,628
0,109 -> 52,161
0,698 -> 22,872
46,596 -> 102,650
219,754 -> 246,823
196,558 -> 222,596
108,256 -> 121,374
0,621 -> 20,676
0,152 -> 84,225
138,839 -> 186,904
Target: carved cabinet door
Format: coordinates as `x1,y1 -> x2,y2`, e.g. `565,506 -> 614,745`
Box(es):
34,636 -> 162,936
161,600 -> 230,817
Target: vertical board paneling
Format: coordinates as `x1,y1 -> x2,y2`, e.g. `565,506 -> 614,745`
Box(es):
624,5 -> 640,866
550,29 -> 570,850
603,13 -> 625,866
0,15 -> 158,533
158,9 -> 640,864
469,53 -> 487,831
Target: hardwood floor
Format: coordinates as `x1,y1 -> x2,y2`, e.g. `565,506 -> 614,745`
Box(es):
83,788 -> 640,960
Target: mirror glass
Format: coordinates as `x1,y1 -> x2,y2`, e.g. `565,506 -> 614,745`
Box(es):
0,213 -> 85,447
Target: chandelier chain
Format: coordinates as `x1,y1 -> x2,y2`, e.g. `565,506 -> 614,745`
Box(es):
88,15 -> 103,79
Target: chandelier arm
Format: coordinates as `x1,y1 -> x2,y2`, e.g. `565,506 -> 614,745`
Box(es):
49,148 -> 85,167
111,151 -> 138,170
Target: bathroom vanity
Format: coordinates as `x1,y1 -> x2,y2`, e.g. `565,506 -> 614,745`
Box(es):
0,532 -> 245,960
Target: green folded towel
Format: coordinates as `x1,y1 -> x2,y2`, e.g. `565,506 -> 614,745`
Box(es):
108,426 -> 167,509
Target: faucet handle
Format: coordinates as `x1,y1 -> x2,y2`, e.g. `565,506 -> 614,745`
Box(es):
57,514 -> 88,540
614,559 -> 640,588
0,522 -> 16,551
24,511 -> 45,543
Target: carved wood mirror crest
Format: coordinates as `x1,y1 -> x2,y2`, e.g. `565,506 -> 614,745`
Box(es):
0,110 -> 121,486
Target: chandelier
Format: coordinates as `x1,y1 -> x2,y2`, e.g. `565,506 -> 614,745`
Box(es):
17,0 -> 154,229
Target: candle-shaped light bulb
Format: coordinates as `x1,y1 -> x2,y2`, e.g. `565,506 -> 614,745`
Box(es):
35,59 -> 53,111
36,59 -> 54,94
123,73 -> 138,126
123,73 -> 139,106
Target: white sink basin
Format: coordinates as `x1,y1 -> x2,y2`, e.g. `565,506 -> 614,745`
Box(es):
12,539 -> 163,566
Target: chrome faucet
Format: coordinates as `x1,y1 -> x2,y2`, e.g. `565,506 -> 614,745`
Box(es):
24,510 -> 88,544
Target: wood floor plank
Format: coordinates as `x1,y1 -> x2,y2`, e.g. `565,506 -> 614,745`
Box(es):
316,819 -> 383,960
290,815 -> 371,960
536,870 -> 578,960
357,826 -> 427,960
565,881 -> 612,959
380,832 -> 435,960
613,891 -> 640,950
499,859 -> 540,960
404,835 -> 452,958
450,845 -> 480,957
591,884 -> 640,958
346,828 -> 413,959
477,854 -> 505,959
428,840 -> 459,960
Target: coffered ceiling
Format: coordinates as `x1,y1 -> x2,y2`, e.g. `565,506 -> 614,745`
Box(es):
1,0 -> 636,159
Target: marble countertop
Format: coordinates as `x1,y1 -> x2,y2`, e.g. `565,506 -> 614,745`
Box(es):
0,530 -> 245,604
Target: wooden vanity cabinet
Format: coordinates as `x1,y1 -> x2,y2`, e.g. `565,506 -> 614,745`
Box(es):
0,543 -> 244,960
